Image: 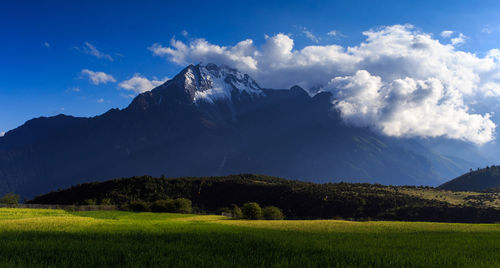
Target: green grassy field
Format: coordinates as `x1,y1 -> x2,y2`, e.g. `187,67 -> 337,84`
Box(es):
1,208 -> 500,267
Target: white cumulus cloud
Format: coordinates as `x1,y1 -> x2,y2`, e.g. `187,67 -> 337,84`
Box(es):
0,131 -> 4,137
440,30 -> 454,38
327,30 -> 339,36
451,33 -> 467,46
81,69 -> 116,85
118,74 -> 169,94
325,70 -> 495,144
150,24 -> 500,144
327,30 -> 345,38
440,31 -> 467,46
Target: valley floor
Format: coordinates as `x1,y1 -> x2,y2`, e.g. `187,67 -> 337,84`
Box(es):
0,208 -> 499,267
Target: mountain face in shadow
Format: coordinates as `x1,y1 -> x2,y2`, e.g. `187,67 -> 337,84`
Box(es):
0,63 -> 473,198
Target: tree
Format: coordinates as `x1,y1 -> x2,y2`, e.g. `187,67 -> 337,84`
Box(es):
82,199 -> 96,205
217,207 -> 232,214
100,198 -> 113,205
262,206 -> 284,220
241,202 -> 262,219
173,198 -> 192,213
151,199 -> 173,212
231,204 -> 243,219
0,193 -> 20,205
151,198 -> 192,213
128,200 -> 150,212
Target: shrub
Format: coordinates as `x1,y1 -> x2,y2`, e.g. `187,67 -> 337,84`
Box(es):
151,199 -> 171,212
0,193 -> 20,205
262,206 -> 284,220
64,205 -> 77,212
217,207 -> 232,214
128,200 -> 150,212
231,204 -> 243,219
82,199 -> 97,205
241,202 -> 262,219
173,198 -> 192,214
150,198 -> 192,213
100,198 -> 113,205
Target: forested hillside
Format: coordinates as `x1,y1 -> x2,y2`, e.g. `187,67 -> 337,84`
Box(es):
440,166 -> 500,191
29,174 -> 500,222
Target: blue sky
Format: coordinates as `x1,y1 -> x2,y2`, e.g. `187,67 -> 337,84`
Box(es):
3,0 -> 500,136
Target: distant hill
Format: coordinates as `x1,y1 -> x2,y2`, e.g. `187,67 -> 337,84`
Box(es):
29,174 -> 500,223
0,63 -> 477,198
439,166 -> 500,191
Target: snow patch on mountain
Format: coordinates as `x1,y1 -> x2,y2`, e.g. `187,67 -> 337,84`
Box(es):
182,63 -> 263,104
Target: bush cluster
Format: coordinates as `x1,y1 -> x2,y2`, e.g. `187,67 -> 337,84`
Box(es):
240,202 -> 284,220
127,200 -> 150,212
262,206 -> 285,220
0,193 -> 20,205
151,198 -> 192,213
231,204 -> 243,218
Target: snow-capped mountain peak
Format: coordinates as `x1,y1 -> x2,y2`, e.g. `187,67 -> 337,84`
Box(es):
177,63 -> 263,104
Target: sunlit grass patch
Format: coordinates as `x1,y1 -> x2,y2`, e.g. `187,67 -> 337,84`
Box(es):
0,208 -> 499,267
220,218 -> 500,233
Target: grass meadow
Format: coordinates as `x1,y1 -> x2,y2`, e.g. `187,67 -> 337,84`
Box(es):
0,208 -> 499,267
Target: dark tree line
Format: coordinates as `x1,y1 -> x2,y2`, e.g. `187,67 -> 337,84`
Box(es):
28,174 -> 500,223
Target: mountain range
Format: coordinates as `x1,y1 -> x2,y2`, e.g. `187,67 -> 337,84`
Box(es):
0,63 -> 485,198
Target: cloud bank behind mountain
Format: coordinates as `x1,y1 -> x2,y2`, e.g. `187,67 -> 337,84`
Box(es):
149,24 -> 500,144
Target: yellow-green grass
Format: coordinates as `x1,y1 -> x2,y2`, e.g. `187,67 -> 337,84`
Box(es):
393,187 -> 500,208
1,208 -> 500,267
399,188 -> 482,204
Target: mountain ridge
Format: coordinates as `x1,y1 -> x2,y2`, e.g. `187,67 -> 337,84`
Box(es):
0,63 -> 478,198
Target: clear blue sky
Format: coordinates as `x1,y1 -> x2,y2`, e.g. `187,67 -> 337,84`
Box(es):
2,0 -> 500,134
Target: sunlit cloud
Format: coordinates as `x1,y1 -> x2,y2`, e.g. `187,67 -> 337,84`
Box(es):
81,69 -> 116,85
118,74 -> 169,94
150,24 -> 500,144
